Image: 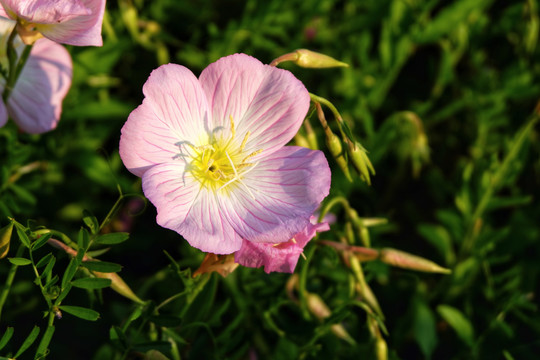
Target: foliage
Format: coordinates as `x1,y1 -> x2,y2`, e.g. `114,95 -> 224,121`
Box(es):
1,0 -> 539,359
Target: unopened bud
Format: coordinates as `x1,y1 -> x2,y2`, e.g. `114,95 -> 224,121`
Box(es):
347,140 -> 375,185
306,293 -> 355,344
0,221 -> 14,259
380,248 -> 451,274
294,49 -> 349,68
326,132 -> 352,181
93,271 -> 145,305
294,133 -> 310,148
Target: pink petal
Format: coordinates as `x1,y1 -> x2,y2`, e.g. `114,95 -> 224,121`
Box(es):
7,38 -> 72,134
199,54 -> 310,160
219,146 -> 331,244
37,0 -> 105,46
120,64 -> 211,177
142,162 -> 243,254
0,0 -> 90,23
234,219 -> 330,273
0,4 -> 10,19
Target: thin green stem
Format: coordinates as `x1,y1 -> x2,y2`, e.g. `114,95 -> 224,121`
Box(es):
0,244 -> 24,321
318,196 -> 351,222
2,25 -> 33,102
309,93 -> 347,138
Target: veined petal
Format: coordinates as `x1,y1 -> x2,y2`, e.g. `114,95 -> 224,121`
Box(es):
219,146 -> 331,244
234,219 -> 330,273
7,38 -> 72,134
0,0 -> 90,24
199,54 -> 310,159
142,162 -> 243,254
36,0 -> 105,46
120,64 -> 210,177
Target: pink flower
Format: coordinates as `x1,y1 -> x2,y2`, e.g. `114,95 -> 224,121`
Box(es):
0,18 -> 72,133
120,54 -> 331,254
0,0 -> 106,46
235,217 -> 330,273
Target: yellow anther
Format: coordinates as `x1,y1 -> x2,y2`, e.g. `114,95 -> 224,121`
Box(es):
291,238 -> 297,244
240,131 -> 250,151
242,149 -> 263,163
229,115 -> 236,139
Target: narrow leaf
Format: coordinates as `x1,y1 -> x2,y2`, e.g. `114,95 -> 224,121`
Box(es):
36,253 -> 54,268
31,233 -> 52,251
14,326 -> 40,358
77,228 -> 90,251
8,257 -> 32,266
82,210 -> 99,235
15,226 -> 30,248
437,305 -> 474,346
94,232 -> 129,245
35,326 -> 55,359
59,306 -> 100,321
61,258 -> 79,289
0,327 -> 14,351
81,261 -> 122,273
71,277 -> 112,290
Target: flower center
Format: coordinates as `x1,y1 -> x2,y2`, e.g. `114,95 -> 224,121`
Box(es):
183,116 -> 260,196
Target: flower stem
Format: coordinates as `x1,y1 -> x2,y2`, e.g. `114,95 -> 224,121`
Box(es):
0,244 -> 24,321
2,25 -> 33,102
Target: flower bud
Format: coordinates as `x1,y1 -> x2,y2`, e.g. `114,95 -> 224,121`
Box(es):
93,271 -> 145,305
0,221 -> 14,259
380,248 -> 451,274
347,140 -> 375,185
306,292 -> 355,344
326,132 -> 352,181
294,49 -> 349,68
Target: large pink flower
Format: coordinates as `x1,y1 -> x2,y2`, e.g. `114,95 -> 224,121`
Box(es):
235,217 -> 330,273
0,0 -> 105,46
120,54 -> 331,254
0,18 -> 72,133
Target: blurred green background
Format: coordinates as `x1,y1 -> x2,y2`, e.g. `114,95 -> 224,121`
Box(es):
1,0 -> 539,359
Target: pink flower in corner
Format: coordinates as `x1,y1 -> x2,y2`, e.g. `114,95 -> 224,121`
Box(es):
0,0 -> 106,46
0,18 -> 72,133
235,217 -> 330,273
120,54 -> 331,255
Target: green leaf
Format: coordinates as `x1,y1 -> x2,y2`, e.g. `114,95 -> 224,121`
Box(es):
77,228 -> 90,251
81,261 -> 122,273
437,305 -> 475,346
40,255 -> 56,279
59,306 -> 100,321
71,277 -> 112,290
61,258 -> 79,289
413,298 -> 438,359
32,233 -> 52,251
94,232 -> 129,245
36,253 -> 54,268
35,326 -> 55,359
8,257 -> 32,266
82,210 -> 99,235
14,326 -> 40,358
109,326 -> 128,349
15,225 -> 30,248
0,327 -> 14,351
55,283 -> 72,304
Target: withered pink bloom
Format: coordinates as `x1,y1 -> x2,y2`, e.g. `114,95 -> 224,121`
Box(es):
0,18 -> 72,133
0,0 -> 106,46
235,217 -> 330,273
120,54 -> 331,254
